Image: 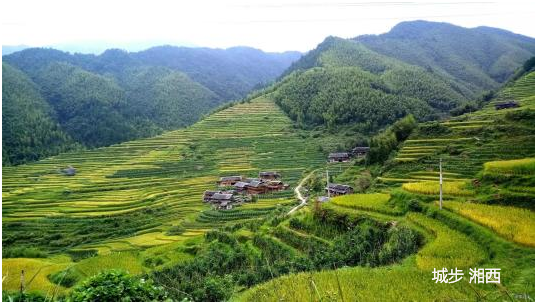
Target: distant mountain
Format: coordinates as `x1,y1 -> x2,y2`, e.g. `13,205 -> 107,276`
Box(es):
275,21 -> 534,131
2,45 -> 301,164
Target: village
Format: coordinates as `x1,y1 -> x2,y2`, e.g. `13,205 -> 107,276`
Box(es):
203,146 -> 369,210
203,171 -> 290,210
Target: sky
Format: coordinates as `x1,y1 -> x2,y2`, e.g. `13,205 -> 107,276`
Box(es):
1,0 -> 535,53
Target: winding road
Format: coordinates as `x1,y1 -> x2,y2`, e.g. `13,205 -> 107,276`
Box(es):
287,170 -> 317,215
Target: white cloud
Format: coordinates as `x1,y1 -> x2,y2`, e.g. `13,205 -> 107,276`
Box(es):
1,0 -> 535,52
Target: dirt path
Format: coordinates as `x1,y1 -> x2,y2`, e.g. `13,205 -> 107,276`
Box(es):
287,170 -> 316,215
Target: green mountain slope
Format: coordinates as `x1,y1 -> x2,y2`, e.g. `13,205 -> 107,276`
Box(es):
2,63 -> 80,165
274,22 -> 533,131
356,20 -> 534,93
33,62 -> 151,148
116,66 -> 221,130
2,46 -> 301,164
3,46 -> 301,102
273,37 -> 470,130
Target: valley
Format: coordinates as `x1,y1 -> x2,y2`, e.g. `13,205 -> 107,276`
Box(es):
1,20 -> 535,302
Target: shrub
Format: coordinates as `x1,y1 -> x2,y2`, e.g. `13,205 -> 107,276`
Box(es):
68,270 -> 167,302
48,268 -> 81,288
2,246 -> 47,258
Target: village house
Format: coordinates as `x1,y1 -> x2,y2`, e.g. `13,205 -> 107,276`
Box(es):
233,181 -> 250,192
258,171 -> 281,181
203,190 -> 218,202
209,192 -> 235,210
266,180 -> 289,191
326,183 -> 354,196
246,180 -> 268,195
351,146 -> 370,156
328,152 -> 351,163
495,101 -> 520,110
217,176 -> 242,187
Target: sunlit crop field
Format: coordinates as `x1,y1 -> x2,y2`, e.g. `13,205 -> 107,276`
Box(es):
442,201 -> 535,246
483,158 -> 535,177
330,193 -> 400,215
236,265 -> 482,301
402,181 -> 472,196
407,213 -> 486,270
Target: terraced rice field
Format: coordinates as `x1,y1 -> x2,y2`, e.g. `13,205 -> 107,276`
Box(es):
2,97 -> 327,291
441,201 -> 535,246
402,181 -> 473,196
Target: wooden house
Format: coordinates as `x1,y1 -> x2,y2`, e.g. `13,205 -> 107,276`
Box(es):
203,190 -> 218,202
233,181 -> 250,192
266,180 -> 289,191
351,146 -> 370,156
258,171 -> 281,181
326,183 -> 354,196
246,180 -> 268,195
328,152 -> 350,163
209,192 -> 235,209
218,176 -> 242,187
495,101 -> 520,110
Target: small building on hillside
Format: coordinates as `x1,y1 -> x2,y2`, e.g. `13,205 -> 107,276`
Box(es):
326,183 -> 354,196
62,165 -> 77,176
495,101 -> 520,110
266,180 -> 289,191
351,146 -> 370,156
218,176 -> 242,187
328,152 -> 350,163
259,171 -> 281,181
246,180 -> 268,195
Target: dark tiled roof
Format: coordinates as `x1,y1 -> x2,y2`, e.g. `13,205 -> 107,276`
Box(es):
326,183 -> 353,192
248,180 -> 265,187
219,176 -> 242,182
328,152 -> 349,158
211,193 -> 234,200
259,171 -> 280,176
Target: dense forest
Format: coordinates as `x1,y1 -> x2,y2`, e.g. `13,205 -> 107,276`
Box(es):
274,22 -> 534,130
356,20 -> 535,93
2,63 -> 81,165
2,46 -> 301,165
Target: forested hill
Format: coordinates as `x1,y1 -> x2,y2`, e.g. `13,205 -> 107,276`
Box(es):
273,21 -> 534,131
355,20 -> 534,93
2,63 -> 81,165
3,46 -> 301,101
2,46 -> 301,165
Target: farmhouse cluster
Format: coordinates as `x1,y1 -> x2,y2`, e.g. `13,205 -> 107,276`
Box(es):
203,171 -> 289,210
328,146 -> 369,163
